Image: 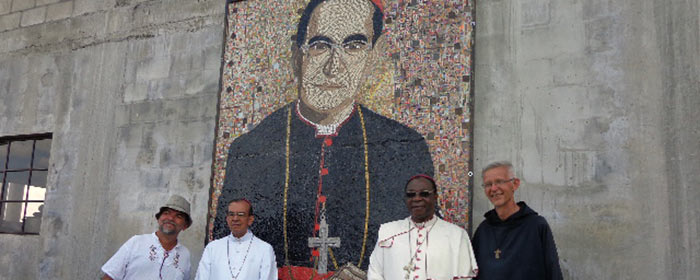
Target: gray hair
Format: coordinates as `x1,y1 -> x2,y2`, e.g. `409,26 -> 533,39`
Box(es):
481,161 -> 515,178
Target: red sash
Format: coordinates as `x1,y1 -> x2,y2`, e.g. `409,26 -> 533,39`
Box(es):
278,266 -> 335,280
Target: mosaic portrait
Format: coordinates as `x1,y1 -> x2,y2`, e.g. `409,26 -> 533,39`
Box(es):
209,0 -> 474,277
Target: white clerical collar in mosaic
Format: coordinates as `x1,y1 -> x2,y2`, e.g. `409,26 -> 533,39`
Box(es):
296,101 -> 356,136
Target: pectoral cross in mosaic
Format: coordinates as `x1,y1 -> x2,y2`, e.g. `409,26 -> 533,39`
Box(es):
308,215 -> 341,274
494,248 -> 502,259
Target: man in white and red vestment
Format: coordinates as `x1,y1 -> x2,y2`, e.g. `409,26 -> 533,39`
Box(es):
368,175 -> 478,280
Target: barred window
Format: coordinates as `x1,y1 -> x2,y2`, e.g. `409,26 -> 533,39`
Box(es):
0,133 -> 52,234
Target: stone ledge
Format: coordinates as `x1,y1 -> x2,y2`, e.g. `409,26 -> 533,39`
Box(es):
72,0 -> 102,17
20,6 -> 46,27
0,0 -> 11,15
37,0 -> 61,6
0,12 -> 19,31
11,0 -> 36,13
1,14 -> 223,56
45,1 -> 72,22
0,0 -> 224,55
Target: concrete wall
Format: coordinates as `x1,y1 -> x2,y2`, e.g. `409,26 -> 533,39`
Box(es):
1,0 -> 698,279
473,0 -> 699,279
0,0 -> 224,279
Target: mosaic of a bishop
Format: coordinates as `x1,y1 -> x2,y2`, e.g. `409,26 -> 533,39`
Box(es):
213,0 -> 434,279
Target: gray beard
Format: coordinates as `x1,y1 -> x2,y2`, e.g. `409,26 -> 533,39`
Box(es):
159,224 -> 177,235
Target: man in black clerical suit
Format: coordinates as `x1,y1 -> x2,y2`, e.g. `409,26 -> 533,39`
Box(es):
213,0 -> 434,276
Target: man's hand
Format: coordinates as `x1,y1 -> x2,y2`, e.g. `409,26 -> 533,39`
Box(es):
328,263 -> 366,280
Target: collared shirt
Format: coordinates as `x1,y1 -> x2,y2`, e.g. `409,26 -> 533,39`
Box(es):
368,216 -> 478,280
195,230 -> 277,280
102,232 -> 191,280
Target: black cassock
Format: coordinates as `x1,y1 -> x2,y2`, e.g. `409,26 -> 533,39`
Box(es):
213,103 -> 434,270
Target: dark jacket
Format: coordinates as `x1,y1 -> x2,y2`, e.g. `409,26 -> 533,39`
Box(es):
472,201 -> 563,280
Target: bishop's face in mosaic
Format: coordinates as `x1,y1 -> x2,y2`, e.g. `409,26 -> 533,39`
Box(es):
295,0 -> 382,125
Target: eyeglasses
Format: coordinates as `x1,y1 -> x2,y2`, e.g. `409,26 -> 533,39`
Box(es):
301,40 -> 370,57
481,178 -> 515,188
405,190 -> 434,198
227,211 -> 249,217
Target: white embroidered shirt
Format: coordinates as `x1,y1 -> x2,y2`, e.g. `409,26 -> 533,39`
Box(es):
102,232 -> 191,280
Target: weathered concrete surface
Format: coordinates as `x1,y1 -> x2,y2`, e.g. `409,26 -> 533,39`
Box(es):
474,0 -> 699,279
0,0 -> 224,279
0,235 -> 42,279
1,0 -> 698,279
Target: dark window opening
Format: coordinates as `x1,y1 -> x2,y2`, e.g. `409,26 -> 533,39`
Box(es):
0,133 -> 52,234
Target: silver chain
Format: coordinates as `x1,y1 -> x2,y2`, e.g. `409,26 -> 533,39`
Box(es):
227,234 -> 254,279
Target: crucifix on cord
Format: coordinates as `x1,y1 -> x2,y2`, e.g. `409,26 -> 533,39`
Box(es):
308,208 -> 341,274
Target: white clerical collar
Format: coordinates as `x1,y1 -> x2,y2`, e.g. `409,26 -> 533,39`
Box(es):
295,100 -> 356,137
409,215 -> 438,229
229,230 -> 253,242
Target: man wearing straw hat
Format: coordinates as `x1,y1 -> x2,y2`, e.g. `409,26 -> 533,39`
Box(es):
101,194 -> 193,280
